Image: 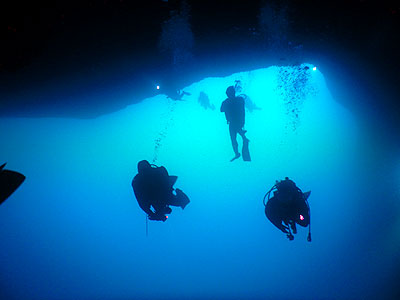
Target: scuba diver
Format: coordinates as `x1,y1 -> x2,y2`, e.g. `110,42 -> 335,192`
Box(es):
132,160 -> 190,221
263,177 -> 311,241
166,89 -> 191,101
156,77 -> 191,101
0,163 -> 25,205
220,85 -> 250,162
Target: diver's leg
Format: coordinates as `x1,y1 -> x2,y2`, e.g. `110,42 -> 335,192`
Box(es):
229,125 -> 239,155
267,215 -> 289,233
238,128 -> 248,141
229,125 -> 241,161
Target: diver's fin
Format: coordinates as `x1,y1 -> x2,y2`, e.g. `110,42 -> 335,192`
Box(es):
0,169 -> 25,205
230,153 -> 241,162
303,191 -> 311,200
242,138 -> 251,161
0,163 -> 6,171
176,188 -> 190,209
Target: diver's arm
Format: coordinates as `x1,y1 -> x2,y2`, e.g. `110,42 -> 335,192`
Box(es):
132,180 -> 154,216
137,199 -> 154,216
268,216 -> 289,233
135,194 -> 154,216
220,101 -> 230,124
141,204 -> 154,217
220,100 -> 225,112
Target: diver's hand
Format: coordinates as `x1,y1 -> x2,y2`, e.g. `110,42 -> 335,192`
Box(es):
148,213 -> 167,222
287,233 -> 294,241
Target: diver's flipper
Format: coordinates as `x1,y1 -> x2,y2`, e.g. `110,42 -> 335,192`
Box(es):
303,191 -> 311,200
175,188 -> 190,209
0,163 -> 6,171
230,153 -> 241,162
0,169 -> 25,205
242,138 -> 251,161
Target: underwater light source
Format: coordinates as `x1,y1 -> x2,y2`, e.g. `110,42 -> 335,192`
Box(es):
300,214 -> 304,221
156,85 -> 160,90
313,67 -> 317,71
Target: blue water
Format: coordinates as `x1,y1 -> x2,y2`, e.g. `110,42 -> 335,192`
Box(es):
0,64 -> 399,300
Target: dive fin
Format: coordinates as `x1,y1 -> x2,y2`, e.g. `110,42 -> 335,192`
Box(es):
0,163 -> 6,171
303,191 -> 311,200
176,188 -> 190,209
242,139 -> 251,162
0,169 -> 25,205
230,153 -> 241,162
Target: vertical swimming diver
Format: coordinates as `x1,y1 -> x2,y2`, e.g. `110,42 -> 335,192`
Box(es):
220,86 -> 251,162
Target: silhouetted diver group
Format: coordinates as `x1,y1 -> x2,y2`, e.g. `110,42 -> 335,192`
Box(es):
1,85 -> 311,242
132,84 -> 312,241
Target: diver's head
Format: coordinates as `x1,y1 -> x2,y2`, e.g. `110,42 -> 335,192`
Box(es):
226,86 -> 236,98
137,160 -> 151,174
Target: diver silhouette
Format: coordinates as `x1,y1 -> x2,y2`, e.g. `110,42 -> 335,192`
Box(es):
156,78 -> 191,101
132,160 -> 190,221
263,177 -> 311,241
220,86 -> 250,162
164,88 -> 191,101
0,163 -> 25,205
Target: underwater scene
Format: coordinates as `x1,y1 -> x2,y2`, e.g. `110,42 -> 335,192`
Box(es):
0,64 -> 399,300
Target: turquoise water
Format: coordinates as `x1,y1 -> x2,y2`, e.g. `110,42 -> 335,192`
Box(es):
0,64 -> 398,299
